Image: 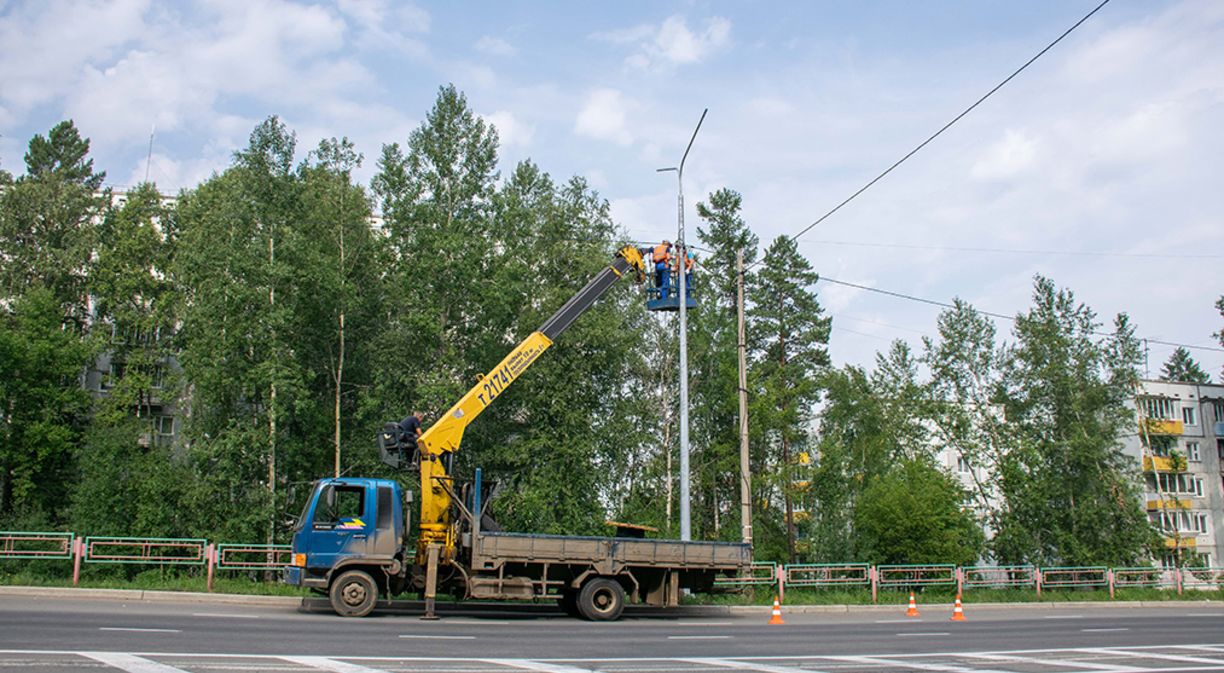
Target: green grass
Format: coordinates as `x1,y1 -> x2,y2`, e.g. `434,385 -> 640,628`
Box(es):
689,584 -> 1224,606
0,561 -> 309,597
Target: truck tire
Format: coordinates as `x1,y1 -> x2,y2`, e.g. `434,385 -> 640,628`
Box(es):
577,577 -> 625,621
329,569 -> 378,618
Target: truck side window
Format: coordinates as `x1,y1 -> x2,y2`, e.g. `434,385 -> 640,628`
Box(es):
313,485 -> 365,530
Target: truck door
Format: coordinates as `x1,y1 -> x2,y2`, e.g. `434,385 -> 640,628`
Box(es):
308,482 -> 372,569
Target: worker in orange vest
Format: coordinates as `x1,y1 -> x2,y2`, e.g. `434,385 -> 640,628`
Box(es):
652,240 -> 673,298
682,250 -> 695,295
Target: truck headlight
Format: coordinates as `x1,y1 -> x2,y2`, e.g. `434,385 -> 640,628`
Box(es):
292,553 -> 306,567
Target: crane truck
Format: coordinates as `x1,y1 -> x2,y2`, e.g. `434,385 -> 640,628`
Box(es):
283,245 -> 751,620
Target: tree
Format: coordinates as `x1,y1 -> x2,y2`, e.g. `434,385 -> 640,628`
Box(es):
922,300 -> 1013,544
854,459 -> 984,566
174,117 -> 314,543
298,137 -> 380,478
1159,347 -> 1209,384
0,121 -> 105,323
993,276 -> 1154,566
750,235 -> 830,562
1215,296 -> 1224,381
0,289 -> 92,526
70,182 -> 182,536
686,188 -> 760,540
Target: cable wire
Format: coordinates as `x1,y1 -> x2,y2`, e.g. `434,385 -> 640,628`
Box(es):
819,276 -> 1224,354
747,0 -> 1112,271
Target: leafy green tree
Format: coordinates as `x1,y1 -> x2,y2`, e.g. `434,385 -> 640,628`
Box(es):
750,235 -> 830,562
1214,296 -> 1224,381
70,182 -> 182,536
297,137 -> 380,479
0,121 -> 105,323
0,289 -> 92,525
1159,346 -> 1209,384
993,276 -> 1154,566
174,117 -> 314,543
854,459 -> 984,565
922,300 -> 1013,542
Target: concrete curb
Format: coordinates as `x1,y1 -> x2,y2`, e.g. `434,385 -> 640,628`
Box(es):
0,586 -> 302,607
725,599 -> 1224,615
2,586 -> 1221,614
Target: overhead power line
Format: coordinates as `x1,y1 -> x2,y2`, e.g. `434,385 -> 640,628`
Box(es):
807,238 -> 1223,261
748,0 -> 1112,270
819,276 -> 1224,354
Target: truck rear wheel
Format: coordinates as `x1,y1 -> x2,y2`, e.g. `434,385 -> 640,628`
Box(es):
330,569 -> 378,617
577,578 -> 625,621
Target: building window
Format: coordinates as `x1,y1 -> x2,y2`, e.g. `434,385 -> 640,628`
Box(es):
1186,441 -> 1201,462
1141,397 -> 1177,420
1219,439 -> 1224,460
957,456 -> 972,474
1155,473 -> 1203,496
1214,400 -> 1224,423
1154,511 -> 1208,534
1182,406 -> 1197,426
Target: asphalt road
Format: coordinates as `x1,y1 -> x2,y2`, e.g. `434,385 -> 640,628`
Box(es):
1,595 -> 1223,672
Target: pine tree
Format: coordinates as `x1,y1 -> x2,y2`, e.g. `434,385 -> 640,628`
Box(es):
1159,347 -> 1209,384
750,236 -> 830,562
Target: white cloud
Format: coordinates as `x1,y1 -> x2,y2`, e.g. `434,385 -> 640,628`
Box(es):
592,15 -> 731,70
483,110 -> 533,148
475,36 -> 516,57
574,89 -> 633,146
970,129 -> 1038,181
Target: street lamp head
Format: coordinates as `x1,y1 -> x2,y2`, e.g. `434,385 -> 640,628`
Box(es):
656,166 -> 678,173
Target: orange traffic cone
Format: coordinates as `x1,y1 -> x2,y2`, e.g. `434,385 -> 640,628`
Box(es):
950,594 -> 966,621
767,596 -> 785,625
905,591 -> 920,617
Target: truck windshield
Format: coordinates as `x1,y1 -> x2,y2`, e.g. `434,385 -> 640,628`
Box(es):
293,484 -> 319,532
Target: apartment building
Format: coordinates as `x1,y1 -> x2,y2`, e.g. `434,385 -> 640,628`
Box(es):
1123,379 -> 1224,568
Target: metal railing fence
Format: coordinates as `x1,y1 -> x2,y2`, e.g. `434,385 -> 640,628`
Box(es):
3,529 -> 1221,599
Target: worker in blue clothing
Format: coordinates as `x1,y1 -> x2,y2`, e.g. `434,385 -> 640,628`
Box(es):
652,240 -> 673,298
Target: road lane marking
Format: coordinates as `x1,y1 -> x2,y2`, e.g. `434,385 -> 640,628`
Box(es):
668,635 -> 732,639
483,659 -> 594,673
398,634 -> 475,640
99,627 -> 182,633
1079,648 -> 1224,666
897,632 -> 950,637
191,612 -> 260,619
682,658 -> 816,673
965,652 -> 1141,671
827,655 -> 1021,673
1179,646 -> 1224,652
1083,628 -> 1130,632
282,655 -> 391,672
81,652 -> 191,672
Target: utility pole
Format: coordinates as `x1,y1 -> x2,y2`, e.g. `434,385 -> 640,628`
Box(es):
657,108 -> 707,541
736,250 -> 752,545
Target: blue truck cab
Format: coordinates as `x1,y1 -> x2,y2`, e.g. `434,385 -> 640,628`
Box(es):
283,477 -> 410,614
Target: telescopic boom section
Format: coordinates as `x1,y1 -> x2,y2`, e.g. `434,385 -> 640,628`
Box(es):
414,245 -> 644,555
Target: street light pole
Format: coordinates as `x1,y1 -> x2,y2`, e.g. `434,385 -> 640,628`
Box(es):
657,108 -> 707,542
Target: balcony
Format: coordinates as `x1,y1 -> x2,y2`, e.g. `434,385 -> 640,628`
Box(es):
1162,536 -> 1197,549
1141,419 -> 1184,436
1214,421 -> 1224,437
1146,498 -> 1193,510
1143,455 -> 1184,472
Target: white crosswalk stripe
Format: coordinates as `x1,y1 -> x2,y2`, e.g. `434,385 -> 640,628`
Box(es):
281,655 -> 393,673
80,652 -> 192,673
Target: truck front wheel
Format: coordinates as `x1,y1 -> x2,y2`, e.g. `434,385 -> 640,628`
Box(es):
577,578 -> 625,621
330,570 -> 378,617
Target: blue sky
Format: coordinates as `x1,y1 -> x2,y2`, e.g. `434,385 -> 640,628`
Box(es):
2,0 -> 1222,376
